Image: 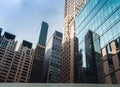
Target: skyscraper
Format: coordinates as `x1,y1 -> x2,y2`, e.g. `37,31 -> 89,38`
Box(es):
38,22 -> 48,46
76,0 -> 120,83
0,31 -> 17,82
12,40 -> 34,82
42,31 -> 62,83
61,0 -> 86,83
30,21 -> 48,82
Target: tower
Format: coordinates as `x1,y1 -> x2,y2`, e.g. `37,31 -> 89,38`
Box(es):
38,22 -> 49,46
30,21 -> 49,82
61,0 -> 86,83
42,31 -> 62,83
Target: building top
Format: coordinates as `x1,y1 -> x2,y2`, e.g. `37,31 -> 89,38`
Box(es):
22,40 -> 32,49
3,32 -> 16,40
54,31 -> 63,37
42,21 -> 48,27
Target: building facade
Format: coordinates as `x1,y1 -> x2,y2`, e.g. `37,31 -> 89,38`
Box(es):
76,0 -> 120,83
0,30 -> 34,82
61,0 -> 86,83
16,40 -> 34,82
101,37 -> 120,84
30,21 -> 48,82
42,31 -> 62,83
0,30 -> 17,82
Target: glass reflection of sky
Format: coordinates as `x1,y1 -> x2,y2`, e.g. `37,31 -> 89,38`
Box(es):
76,0 -> 120,67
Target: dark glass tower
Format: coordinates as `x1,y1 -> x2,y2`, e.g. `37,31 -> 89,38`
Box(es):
30,21 -> 49,83
38,22 -> 48,46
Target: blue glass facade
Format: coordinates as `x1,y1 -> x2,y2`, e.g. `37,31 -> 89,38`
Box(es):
76,0 -> 120,67
38,21 -> 48,46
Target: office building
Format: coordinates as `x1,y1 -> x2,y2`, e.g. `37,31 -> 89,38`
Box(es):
0,30 -> 34,82
61,0 -> 86,83
42,31 -> 62,83
76,0 -> 120,83
30,21 -> 48,82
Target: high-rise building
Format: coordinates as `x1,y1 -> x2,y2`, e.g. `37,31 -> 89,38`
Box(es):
61,0 -> 86,83
0,30 -> 34,82
0,31 -> 17,82
42,31 -> 62,83
30,21 -> 48,82
15,40 -> 34,82
38,22 -> 49,46
76,0 -> 120,83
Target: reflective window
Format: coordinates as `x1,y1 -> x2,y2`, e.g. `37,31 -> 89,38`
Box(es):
76,0 -> 120,67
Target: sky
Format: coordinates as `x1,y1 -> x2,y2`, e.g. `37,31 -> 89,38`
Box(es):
0,0 -> 65,49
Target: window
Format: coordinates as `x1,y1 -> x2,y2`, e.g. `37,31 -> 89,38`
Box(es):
106,43 -> 112,54
26,50 -> 30,56
115,37 -> 120,49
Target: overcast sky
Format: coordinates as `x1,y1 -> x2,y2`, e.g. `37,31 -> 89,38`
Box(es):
0,0 -> 65,49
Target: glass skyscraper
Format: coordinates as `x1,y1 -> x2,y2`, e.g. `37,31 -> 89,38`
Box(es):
76,0 -> 120,83
38,21 -> 48,46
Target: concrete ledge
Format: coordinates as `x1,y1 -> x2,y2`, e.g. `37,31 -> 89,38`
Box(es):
0,84 -> 120,87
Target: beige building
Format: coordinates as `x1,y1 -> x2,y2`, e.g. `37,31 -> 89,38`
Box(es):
0,31 -> 34,82
61,0 -> 86,83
